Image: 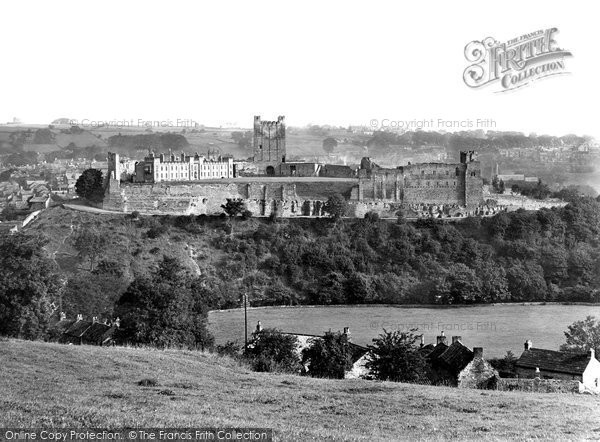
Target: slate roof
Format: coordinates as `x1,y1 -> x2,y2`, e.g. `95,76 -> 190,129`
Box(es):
53,319 -> 77,334
64,320 -> 93,338
437,342 -> 474,373
516,348 -> 591,376
426,342 -> 448,361
419,343 -> 435,355
82,322 -> 116,345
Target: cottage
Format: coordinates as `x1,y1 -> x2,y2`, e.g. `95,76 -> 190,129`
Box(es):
255,322 -> 369,377
60,314 -> 93,345
81,320 -> 118,346
29,195 -> 50,211
515,339 -> 600,393
56,314 -> 119,346
423,333 -> 498,388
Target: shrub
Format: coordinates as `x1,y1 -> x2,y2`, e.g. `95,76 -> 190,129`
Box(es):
245,328 -> 301,373
366,329 -> 429,383
216,341 -> 242,358
302,331 -> 353,379
146,224 -> 169,239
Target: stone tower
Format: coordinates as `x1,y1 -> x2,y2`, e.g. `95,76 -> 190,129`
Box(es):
460,150 -> 483,207
253,115 -> 286,175
107,152 -> 121,181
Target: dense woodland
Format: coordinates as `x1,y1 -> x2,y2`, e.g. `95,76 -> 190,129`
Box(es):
1,196 -> 599,346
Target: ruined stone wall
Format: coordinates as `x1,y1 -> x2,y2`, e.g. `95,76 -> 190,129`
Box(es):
403,185 -> 465,206
496,378 -> 582,393
103,180 -> 359,217
319,165 -> 356,178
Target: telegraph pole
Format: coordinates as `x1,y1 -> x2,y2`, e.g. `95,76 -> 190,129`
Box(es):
244,291 -> 248,350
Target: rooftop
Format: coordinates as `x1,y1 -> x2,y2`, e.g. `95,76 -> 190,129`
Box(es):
516,348 -> 592,375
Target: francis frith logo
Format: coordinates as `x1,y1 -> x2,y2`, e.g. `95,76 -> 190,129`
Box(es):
463,28 -> 572,92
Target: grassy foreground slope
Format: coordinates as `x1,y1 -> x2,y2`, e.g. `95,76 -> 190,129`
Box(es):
1,340 -> 600,441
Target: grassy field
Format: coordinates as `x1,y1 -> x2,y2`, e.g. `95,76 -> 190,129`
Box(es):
208,304 -> 600,359
2,339 -> 599,441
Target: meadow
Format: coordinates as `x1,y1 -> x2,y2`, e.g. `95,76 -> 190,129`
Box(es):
208,304 -> 600,358
2,339 -> 600,441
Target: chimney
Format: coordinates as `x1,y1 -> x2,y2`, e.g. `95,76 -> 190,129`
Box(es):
452,336 -> 462,344
256,321 -> 262,333
59,312 -> 66,321
590,348 -> 596,360
343,327 -> 351,342
437,331 -> 447,345
473,347 -> 483,359
524,339 -> 533,351
420,335 -> 425,347
76,314 -> 83,321
92,316 -> 98,324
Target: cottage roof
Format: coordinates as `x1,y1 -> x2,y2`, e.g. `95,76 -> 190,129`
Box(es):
426,342 -> 448,360
64,320 -> 93,338
29,196 -> 48,203
53,319 -> 77,334
82,322 -> 116,344
516,348 -> 591,376
436,342 -> 474,372
419,343 -> 435,355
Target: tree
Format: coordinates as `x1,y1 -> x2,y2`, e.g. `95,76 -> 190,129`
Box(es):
322,137 -> 338,154
245,328 -> 301,373
560,316 -> 600,355
33,128 -> 55,144
221,198 -> 246,218
0,233 -> 62,339
301,331 -> 353,379
75,168 -> 104,201
435,263 -> 482,303
73,228 -> 108,271
114,256 -> 214,349
366,329 -> 428,383
323,193 -> 348,219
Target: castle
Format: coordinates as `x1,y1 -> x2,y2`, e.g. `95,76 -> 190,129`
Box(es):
104,145 -> 486,218
102,115 -> 487,218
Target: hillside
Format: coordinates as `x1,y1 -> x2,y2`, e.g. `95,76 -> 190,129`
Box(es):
20,195 -> 600,322
2,339 -> 599,441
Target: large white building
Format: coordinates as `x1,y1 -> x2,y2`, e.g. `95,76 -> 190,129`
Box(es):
132,151 -> 234,183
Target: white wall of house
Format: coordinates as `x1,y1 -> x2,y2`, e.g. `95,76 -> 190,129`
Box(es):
582,353 -> 600,393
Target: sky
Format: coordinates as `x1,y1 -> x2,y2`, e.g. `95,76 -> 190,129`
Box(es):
0,0 -> 598,137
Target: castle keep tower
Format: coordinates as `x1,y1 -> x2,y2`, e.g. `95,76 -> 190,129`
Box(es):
253,115 -> 286,175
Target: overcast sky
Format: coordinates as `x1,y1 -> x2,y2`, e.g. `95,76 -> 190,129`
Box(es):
0,0 -> 597,137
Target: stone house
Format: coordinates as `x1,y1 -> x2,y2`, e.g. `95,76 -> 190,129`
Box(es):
52,313 -> 118,346
423,333 -> 498,388
515,340 -> 600,393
